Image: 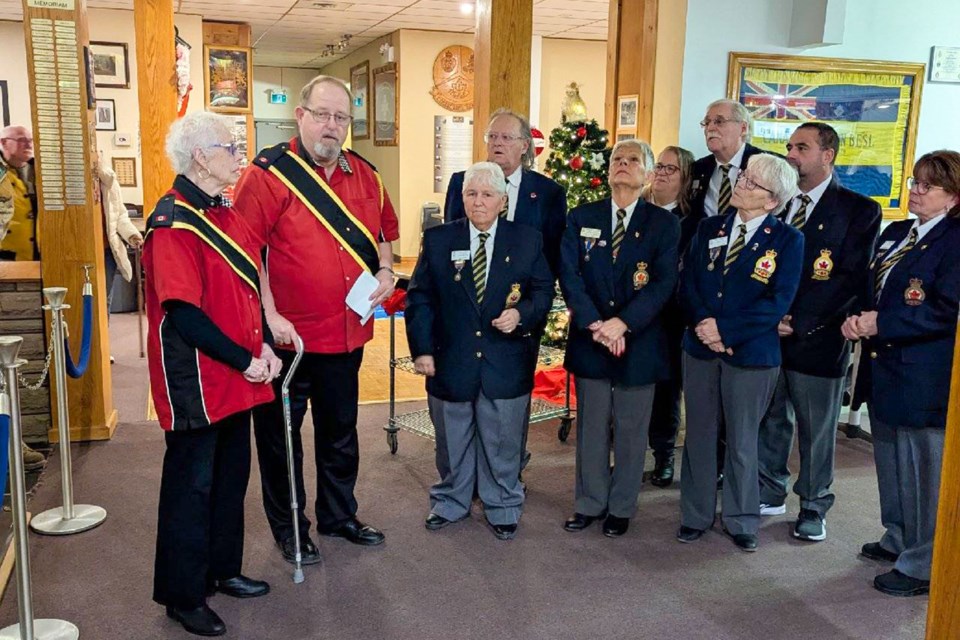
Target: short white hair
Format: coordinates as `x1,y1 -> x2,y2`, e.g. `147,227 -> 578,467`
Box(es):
165,111 -> 233,174
611,138 -> 655,171
463,161 -> 507,195
746,154 -> 798,210
707,99 -> 753,142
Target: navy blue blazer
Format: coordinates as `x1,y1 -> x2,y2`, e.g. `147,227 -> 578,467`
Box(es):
444,168 -> 567,278
559,198 -> 680,386
680,212 -> 804,368
405,218 -> 554,402
856,216 -> 960,430
780,179 -> 882,378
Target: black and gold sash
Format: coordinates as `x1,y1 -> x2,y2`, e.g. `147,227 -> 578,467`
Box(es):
145,195 -> 260,294
254,144 -> 381,274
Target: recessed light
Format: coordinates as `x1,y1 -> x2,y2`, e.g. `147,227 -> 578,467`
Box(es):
460,3 -> 473,14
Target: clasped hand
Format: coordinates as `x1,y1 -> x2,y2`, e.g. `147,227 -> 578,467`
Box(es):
841,311 -> 879,341
589,318 -> 627,357
243,343 -> 283,384
695,318 -> 733,355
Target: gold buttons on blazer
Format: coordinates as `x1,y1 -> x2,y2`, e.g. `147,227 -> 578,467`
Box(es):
476,351 -> 482,358
871,352 -> 878,359
475,331 -> 482,337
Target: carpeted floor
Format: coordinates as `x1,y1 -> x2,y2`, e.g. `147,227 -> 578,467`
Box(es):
0,314 -> 927,639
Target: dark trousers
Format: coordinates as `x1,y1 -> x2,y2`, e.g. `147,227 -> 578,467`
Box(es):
153,411 -> 251,609
253,347 -> 364,542
649,377 -> 681,459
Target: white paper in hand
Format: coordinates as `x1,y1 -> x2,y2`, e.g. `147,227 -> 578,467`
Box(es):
346,270 -> 380,326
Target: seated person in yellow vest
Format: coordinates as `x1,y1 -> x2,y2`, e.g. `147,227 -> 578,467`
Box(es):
0,125 -> 38,261
406,161 -> 554,540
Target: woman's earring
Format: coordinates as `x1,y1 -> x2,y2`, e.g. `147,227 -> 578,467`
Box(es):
198,167 -> 210,181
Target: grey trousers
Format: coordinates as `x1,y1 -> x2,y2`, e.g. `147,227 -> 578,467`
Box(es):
574,377 -> 655,519
870,414 -> 945,581
680,353 -> 779,536
428,391 -> 528,526
757,369 -> 844,515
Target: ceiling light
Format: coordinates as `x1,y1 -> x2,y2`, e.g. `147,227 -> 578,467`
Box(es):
460,3 -> 473,14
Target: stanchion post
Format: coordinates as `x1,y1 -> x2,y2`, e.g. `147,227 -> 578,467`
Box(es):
29,287 -> 107,537
0,336 -> 80,640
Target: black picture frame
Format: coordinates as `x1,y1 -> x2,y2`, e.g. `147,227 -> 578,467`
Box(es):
95,98 -> 116,131
0,80 -> 9,127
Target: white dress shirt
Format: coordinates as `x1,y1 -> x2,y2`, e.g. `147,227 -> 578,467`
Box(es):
705,143 -> 746,217
726,212 -> 769,253
470,218 -> 498,282
610,198 -> 640,234
877,213 -> 946,292
504,166 -> 522,222
783,174 -> 831,224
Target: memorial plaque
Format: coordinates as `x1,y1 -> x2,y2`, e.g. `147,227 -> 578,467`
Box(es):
433,115 -> 474,192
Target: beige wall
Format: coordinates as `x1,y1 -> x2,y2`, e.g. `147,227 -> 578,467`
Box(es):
0,21 -> 31,128
252,66 -> 320,121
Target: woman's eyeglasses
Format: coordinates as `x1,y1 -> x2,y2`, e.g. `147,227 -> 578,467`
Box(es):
208,142 -> 241,156
654,163 -> 680,176
737,173 -> 774,194
906,177 -> 944,195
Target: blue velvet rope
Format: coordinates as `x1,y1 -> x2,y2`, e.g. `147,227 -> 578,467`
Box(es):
0,412 -> 9,499
64,290 -> 93,378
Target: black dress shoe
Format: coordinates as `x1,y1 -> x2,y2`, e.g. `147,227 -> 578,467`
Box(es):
166,604 -> 226,637
212,575 -> 270,599
320,517 -> 385,546
279,536 -> 323,565
873,569 -> 929,597
723,528 -> 758,552
563,512 -> 605,532
650,456 -> 675,488
861,541 -> 899,563
602,515 -> 629,537
490,522 -> 518,540
676,526 -> 705,543
425,512 -> 467,531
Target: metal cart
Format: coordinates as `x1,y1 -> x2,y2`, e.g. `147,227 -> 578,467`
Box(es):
383,313 -> 575,454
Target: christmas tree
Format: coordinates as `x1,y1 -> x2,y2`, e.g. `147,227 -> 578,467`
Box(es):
543,119 -> 611,211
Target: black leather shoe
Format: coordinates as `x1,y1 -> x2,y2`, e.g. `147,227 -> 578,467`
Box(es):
279,536 -> 323,565
650,456 -> 675,488
166,604 -> 226,637
676,526 -> 705,543
874,569 -> 929,597
320,518 -> 385,546
861,541 -> 899,563
425,512 -> 466,531
563,512 -> 605,532
723,528 -> 758,552
212,575 -> 270,599
602,515 -> 629,537
490,522 -> 518,540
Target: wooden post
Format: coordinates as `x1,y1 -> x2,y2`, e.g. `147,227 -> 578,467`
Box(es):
21,0 -> 116,442
926,324 -> 960,637
472,0 -> 533,161
134,0 -> 177,214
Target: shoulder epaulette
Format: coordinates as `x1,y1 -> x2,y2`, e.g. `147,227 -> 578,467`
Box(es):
345,148 -> 378,173
253,143 -> 291,170
148,194 -> 177,228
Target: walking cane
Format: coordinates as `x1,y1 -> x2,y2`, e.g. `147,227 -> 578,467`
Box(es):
135,247 -> 145,359
282,336 -> 306,584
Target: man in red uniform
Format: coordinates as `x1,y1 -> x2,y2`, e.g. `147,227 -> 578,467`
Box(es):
234,75 -> 399,562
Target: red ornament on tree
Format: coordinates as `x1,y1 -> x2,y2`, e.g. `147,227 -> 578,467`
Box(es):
576,126 -> 587,138
569,155 -> 584,170
590,177 -> 602,188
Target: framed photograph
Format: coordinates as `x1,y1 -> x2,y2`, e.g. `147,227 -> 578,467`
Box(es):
89,41 -> 130,89
350,61 -> 370,140
617,94 -> 638,128
0,80 -> 9,127
95,98 -> 116,131
727,52 -> 925,220
616,132 -> 636,143
372,62 -> 398,147
112,157 -> 137,187
204,45 -> 252,114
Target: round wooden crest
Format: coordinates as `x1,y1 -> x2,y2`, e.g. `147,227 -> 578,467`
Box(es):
429,45 -> 474,112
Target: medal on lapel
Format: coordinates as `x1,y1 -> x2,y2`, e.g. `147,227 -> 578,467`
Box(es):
904,278 -> 925,306
812,249 -> 834,281
581,227 -> 601,262
751,250 -> 778,284
505,283 -> 522,308
633,262 -> 650,290
707,232 -> 726,271
451,249 -> 471,282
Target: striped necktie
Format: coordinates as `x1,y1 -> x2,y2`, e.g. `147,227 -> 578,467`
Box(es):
717,164 -> 733,213
791,194 -> 812,230
473,231 -> 490,304
875,228 -> 918,301
612,208 -> 627,262
723,223 -> 747,274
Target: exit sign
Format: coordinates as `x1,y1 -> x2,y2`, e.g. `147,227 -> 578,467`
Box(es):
269,91 -> 288,104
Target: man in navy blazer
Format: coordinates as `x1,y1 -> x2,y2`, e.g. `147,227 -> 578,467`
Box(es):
677,154 -> 803,552
757,123 -> 882,542
407,161 -> 553,541
559,139 -> 680,538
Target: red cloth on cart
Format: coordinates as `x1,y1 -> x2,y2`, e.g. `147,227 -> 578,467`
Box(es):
532,366 -> 576,410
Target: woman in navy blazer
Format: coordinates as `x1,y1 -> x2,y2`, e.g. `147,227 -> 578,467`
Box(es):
677,154 -> 804,551
843,150 -> 960,597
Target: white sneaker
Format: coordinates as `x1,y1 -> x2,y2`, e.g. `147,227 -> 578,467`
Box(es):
760,502 -> 786,516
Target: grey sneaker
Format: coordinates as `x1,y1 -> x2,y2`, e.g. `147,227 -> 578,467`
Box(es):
760,502 -> 786,516
793,509 -> 826,541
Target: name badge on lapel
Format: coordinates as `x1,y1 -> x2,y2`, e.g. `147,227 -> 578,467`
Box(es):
633,262 -> 650,290
451,250 -> 471,281
505,283 -> 522,308
751,250 -> 778,284
904,278 -> 925,306
581,227 -> 601,261
812,249 -> 834,281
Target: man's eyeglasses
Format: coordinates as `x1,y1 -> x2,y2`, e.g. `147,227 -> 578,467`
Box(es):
699,117 -> 740,129
906,177 -> 944,195
302,106 -> 353,126
654,163 -> 680,176
207,142 -> 241,156
484,133 -> 523,144
737,173 -> 774,194
1,137 -> 33,146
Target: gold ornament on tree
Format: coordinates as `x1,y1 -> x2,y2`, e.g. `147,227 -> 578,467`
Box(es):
562,82 -> 588,123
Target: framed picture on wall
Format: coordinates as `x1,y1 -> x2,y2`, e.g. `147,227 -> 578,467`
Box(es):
727,51 -> 925,220
350,61 -> 370,140
617,95 -> 638,128
95,99 -> 116,131
0,80 -> 9,127
89,41 -> 130,89
204,45 -> 252,114
112,157 -> 137,187
373,62 -> 398,146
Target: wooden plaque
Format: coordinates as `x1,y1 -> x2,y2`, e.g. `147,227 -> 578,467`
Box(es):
429,45 -> 474,112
